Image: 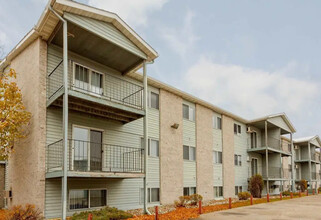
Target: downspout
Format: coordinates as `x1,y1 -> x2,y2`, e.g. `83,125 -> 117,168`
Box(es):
48,6 -> 69,220
143,60 -> 153,215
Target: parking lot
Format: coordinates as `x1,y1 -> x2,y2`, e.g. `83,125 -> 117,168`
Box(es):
197,195 -> 321,220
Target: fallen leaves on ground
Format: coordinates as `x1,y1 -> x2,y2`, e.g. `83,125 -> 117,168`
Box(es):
128,194 -> 311,220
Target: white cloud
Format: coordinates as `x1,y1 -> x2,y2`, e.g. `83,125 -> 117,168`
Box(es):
184,57 -> 319,119
88,0 -> 168,27
160,9 -> 199,60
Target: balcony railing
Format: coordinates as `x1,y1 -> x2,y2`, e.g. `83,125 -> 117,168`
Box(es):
47,59 -> 144,110
311,153 -> 320,162
248,166 -> 291,179
46,139 -> 144,174
248,137 -> 291,154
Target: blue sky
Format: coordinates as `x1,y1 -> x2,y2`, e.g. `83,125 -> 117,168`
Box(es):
0,0 -> 320,138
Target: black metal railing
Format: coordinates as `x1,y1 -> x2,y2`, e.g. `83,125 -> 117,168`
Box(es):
46,139 -> 144,173
46,139 -> 63,171
47,59 -> 144,109
47,60 -> 64,99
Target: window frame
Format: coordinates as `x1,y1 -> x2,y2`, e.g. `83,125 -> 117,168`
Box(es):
141,138 -> 159,158
183,145 -> 196,161
234,123 -> 242,135
213,151 -> 222,164
73,62 -> 104,95
183,187 -> 197,196
214,186 -> 223,198
234,154 -> 242,166
69,188 -> 107,211
183,104 -> 195,121
148,91 -> 159,110
140,188 -> 160,204
213,116 -> 222,130
235,186 -> 243,196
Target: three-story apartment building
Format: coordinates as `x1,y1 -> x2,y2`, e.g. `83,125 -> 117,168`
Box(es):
0,0 -> 318,219
293,136 -> 321,191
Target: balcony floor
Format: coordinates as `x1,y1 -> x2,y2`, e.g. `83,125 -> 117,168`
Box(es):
47,89 -> 144,123
247,146 -> 291,156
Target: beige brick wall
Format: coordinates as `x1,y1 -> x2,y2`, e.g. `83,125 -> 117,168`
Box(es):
196,104 -> 213,200
159,89 -> 183,204
0,164 -> 4,208
222,115 -> 235,198
7,38 -> 47,212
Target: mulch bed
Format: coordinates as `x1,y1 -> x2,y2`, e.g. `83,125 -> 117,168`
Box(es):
127,195 -> 308,220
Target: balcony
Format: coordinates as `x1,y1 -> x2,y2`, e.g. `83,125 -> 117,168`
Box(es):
47,59 -> 144,123
295,152 -> 321,163
46,139 -> 144,178
248,137 -> 291,155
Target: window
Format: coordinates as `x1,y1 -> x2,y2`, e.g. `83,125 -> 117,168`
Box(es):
149,92 -> 159,109
213,151 -> 222,164
69,189 -> 106,210
90,190 -> 107,208
214,186 -> 223,198
234,154 -> 242,166
182,104 -> 195,121
141,138 -> 159,157
235,186 -> 242,196
250,132 -> 257,148
140,188 -> 160,203
251,158 -> 258,176
149,139 -> 159,157
213,116 -> 222,129
234,124 -> 241,135
183,145 -> 196,161
183,187 -> 196,196
74,63 -> 103,95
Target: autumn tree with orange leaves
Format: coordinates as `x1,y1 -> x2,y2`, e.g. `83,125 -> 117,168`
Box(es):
0,68 -> 31,159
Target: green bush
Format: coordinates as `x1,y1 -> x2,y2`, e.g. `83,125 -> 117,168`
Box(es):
71,207 -> 133,220
174,194 -> 203,207
298,179 -> 307,192
282,190 -> 291,196
318,187 -> 321,193
249,174 -> 264,198
238,191 -> 251,200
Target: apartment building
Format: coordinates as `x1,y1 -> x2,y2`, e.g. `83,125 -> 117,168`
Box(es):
293,136 -> 321,191
0,0 -> 316,219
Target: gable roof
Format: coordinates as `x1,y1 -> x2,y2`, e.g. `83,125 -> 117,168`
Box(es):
294,135 -> 321,147
0,0 -> 158,71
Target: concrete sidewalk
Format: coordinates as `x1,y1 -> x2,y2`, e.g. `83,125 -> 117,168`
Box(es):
196,195 -> 321,220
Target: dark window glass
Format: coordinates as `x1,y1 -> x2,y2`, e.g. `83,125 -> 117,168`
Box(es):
150,92 -> 159,109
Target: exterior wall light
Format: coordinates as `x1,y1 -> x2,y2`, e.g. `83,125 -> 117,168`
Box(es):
171,123 -> 179,129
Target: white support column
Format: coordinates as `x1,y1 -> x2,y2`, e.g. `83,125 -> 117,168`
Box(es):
290,133 -> 295,192
143,61 -> 149,214
62,19 -> 69,220
265,120 -> 269,194
308,141 -> 312,189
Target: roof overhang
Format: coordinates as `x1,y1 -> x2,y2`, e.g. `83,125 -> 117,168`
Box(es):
0,0 -> 158,72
